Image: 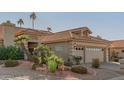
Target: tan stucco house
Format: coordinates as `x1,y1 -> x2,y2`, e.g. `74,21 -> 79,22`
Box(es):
0,21 -> 112,63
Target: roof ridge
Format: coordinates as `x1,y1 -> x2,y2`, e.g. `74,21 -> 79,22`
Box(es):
16,27 -> 48,32
54,27 -> 89,34
112,40 -> 124,42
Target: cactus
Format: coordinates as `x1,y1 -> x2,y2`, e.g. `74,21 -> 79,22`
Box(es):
48,61 -> 57,73
48,54 -> 64,73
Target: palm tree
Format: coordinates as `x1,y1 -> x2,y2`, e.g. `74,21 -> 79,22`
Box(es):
30,12 -> 36,29
47,27 -> 52,32
15,35 -> 31,60
17,18 -> 24,27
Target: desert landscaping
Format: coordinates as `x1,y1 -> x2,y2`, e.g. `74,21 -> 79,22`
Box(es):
0,61 -> 123,80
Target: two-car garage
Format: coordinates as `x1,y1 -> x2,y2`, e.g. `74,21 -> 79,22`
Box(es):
72,46 -> 106,64
85,47 -> 104,63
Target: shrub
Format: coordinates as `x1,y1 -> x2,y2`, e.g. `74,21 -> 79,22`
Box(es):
0,46 -> 24,60
32,63 -> 39,70
71,65 -> 87,74
48,55 -> 64,73
92,58 -> 100,68
33,44 -> 52,66
48,60 -> 57,73
4,59 -> 19,67
29,55 -> 39,64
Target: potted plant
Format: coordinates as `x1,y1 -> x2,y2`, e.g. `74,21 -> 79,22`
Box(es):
73,56 -> 82,65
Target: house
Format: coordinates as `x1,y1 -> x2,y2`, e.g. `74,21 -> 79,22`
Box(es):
111,40 -> 124,59
0,21 -> 111,63
41,27 -> 111,63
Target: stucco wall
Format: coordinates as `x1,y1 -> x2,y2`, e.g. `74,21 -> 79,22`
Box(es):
47,42 -> 71,62
0,26 -> 4,40
3,27 -> 15,47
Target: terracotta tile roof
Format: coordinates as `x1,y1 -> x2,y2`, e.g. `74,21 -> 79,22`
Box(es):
41,31 -> 72,43
15,27 -> 52,37
111,40 -> 124,48
41,27 -> 90,43
41,27 -> 109,44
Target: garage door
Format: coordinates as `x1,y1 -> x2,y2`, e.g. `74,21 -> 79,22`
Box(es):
85,48 -> 104,63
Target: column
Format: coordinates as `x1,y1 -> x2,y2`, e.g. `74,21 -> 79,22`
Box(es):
104,48 -> 109,63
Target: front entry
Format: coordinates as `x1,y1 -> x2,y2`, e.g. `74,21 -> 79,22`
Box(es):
28,42 -> 38,54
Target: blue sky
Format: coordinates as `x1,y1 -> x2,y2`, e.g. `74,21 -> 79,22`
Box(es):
0,12 -> 123,40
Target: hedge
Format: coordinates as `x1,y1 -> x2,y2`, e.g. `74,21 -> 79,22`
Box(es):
0,46 -> 24,60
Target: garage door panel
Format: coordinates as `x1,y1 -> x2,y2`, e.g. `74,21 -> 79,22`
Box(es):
85,48 -> 104,63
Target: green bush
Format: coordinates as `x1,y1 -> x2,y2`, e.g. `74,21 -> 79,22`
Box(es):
48,60 -> 57,73
92,58 -> 100,68
71,66 -> 87,74
33,44 -> 52,66
4,60 -> 19,67
29,55 -> 39,64
0,46 -> 24,60
48,55 -> 64,73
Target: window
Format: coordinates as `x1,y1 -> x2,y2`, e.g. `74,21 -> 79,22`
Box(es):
75,47 -> 84,50
86,48 -> 102,51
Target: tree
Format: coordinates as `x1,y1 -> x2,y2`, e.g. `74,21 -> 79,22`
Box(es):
47,26 -> 52,32
17,18 -> 24,27
30,12 -> 36,29
15,35 -> 31,60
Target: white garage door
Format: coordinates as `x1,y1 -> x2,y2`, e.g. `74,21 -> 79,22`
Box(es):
85,48 -> 104,63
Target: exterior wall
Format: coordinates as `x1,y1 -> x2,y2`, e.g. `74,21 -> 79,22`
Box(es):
3,26 -> 15,47
46,42 -> 71,62
0,26 -> 4,40
0,40 -> 3,47
0,21 -> 16,47
46,41 -> 110,64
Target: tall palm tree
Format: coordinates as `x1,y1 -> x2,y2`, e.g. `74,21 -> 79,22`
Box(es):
15,35 -> 31,60
17,18 -> 24,27
30,12 -> 36,29
47,27 -> 52,32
